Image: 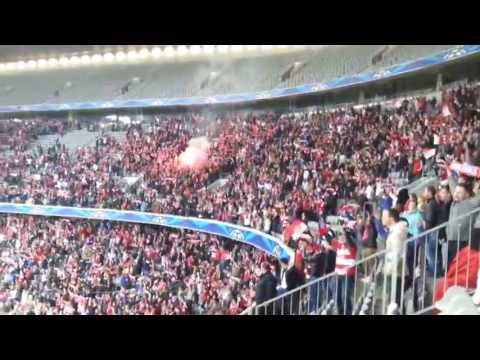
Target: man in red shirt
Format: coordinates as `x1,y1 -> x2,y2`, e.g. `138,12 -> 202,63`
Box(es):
324,228 -> 357,315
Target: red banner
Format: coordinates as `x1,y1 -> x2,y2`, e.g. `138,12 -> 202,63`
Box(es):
450,162 -> 480,178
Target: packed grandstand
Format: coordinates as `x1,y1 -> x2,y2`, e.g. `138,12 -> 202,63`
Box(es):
0,45 -> 480,315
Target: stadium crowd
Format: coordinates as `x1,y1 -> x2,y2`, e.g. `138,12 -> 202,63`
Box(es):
1,81 -> 480,314
0,216 -> 275,315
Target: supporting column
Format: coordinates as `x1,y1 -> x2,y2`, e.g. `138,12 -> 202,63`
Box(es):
358,90 -> 365,104
436,73 -> 443,91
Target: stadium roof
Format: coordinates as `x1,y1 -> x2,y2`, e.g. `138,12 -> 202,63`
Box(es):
0,45 -> 161,62
0,45 -> 318,63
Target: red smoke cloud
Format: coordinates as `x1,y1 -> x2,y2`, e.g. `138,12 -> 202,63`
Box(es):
178,136 -> 211,170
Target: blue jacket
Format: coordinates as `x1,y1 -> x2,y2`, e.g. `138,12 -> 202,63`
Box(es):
381,196 -> 393,211
374,218 -> 388,241
402,210 -> 425,238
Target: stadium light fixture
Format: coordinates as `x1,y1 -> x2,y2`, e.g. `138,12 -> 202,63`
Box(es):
115,51 -> 126,61
246,45 -> 259,51
103,52 -> 115,63
217,45 -> 230,54
27,60 -> 37,69
231,45 -> 244,53
151,47 -> 162,58
139,48 -> 150,60
189,45 -> 201,55
48,58 -> 59,68
127,50 -> 139,61
37,59 -> 48,68
91,54 -> 103,64
16,61 -> 27,71
59,57 -> 70,67
164,46 -> 174,58
176,45 -> 188,57
69,56 -> 81,66
261,45 -> 273,51
81,55 -> 91,65
202,45 -> 215,55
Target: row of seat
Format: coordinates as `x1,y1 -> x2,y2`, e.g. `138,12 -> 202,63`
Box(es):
0,45 -> 455,106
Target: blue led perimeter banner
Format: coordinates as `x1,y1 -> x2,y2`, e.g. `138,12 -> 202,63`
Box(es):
0,203 -> 294,261
0,46 -> 478,114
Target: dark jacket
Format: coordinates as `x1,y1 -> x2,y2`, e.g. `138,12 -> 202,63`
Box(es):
255,272 -> 277,305
437,199 -> 452,241
437,200 -> 452,225
271,216 -> 282,234
286,266 -> 305,291
424,199 -> 440,230
325,250 -> 337,275
308,252 -> 327,278
280,266 -> 305,315
362,221 -> 378,249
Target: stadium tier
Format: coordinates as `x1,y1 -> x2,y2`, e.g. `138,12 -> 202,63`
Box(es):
0,45 -> 457,107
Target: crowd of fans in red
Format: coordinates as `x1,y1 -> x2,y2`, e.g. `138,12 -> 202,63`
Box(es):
1,82 -> 480,314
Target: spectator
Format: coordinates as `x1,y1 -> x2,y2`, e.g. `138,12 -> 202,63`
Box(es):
276,257 -> 305,314
436,184 -> 452,268
373,208 -> 388,251
254,262 -> 277,315
446,177 -> 480,268
402,194 -> 425,239
401,194 -> 425,306
382,208 -> 408,309
395,188 -> 410,213
354,214 -> 365,246
381,189 -> 393,211
321,228 -> 338,276
305,243 -> 327,313
423,186 -> 442,277
326,228 -> 357,315
359,213 -> 378,280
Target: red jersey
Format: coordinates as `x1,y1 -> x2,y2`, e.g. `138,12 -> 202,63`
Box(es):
333,240 -> 357,277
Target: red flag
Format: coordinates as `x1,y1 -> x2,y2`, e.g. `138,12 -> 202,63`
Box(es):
283,219 -> 307,243
412,159 -> 423,177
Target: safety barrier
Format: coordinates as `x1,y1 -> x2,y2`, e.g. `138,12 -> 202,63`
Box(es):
397,206 -> 480,315
248,206 -> 480,315
246,250 -> 394,315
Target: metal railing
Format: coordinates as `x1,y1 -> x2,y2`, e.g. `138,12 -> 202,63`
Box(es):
397,205 -> 480,315
246,250 -> 394,315
247,205 -> 480,315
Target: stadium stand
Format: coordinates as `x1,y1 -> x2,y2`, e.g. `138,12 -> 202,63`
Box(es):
0,45 -> 456,106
